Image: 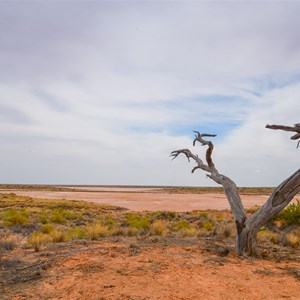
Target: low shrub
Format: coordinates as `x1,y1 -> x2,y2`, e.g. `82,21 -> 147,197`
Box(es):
50,230 -> 65,243
257,229 -> 279,244
126,227 -> 139,237
40,214 -> 48,224
284,232 -> 300,248
0,235 -> 17,250
165,211 -> 177,219
150,220 -> 169,236
110,227 -> 127,236
275,200 -> 300,226
125,214 -> 150,230
50,209 -> 67,224
172,220 -> 199,237
42,224 -> 54,234
198,212 -> 208,218
85,224 -> 109,240
174,220 -> 190,230
181,226 -> 198,237
2,209 -> 29,226
151,211 -> 177,221
28,232 -> 49,251
202,221 -> 214,231
66,226 -> 87,240
104,216 -> 118,229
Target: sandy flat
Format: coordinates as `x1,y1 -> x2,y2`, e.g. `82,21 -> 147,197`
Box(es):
0,189 -> 284,211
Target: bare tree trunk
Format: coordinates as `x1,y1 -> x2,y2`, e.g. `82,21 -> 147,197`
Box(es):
171,125 -> 300,257
237,225 -> 259,256
238,168 -> 300,256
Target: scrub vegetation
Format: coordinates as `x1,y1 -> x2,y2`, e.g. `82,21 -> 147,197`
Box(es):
0,193 -> 299,253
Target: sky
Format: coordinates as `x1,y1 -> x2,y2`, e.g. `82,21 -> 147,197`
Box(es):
0,1 -> 299,187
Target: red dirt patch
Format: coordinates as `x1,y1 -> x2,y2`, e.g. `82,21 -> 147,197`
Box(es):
3,240 -> 300,300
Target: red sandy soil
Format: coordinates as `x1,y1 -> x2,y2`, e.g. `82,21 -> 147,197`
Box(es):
0,189 -> 273,212
1,188 -> 299,300
5,240 -> 300,300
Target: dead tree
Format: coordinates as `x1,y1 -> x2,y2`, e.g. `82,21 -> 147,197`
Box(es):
171,124 -> 300,256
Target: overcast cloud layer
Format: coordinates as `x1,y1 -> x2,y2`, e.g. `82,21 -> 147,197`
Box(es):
0,2 -> 299,186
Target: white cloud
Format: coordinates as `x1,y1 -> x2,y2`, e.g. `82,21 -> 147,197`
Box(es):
0,2 -> 299,186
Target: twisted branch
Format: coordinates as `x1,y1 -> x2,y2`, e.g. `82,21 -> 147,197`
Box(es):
170,131 -> 217,174
171,130 -> 247,227
193,131 -> 216,167
266,123 -> 300,148
170,148 -> 209,173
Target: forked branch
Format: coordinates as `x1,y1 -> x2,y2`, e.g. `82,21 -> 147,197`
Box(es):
171,131 -> 247,225
170,131 -> 217,173
266,123 -> 300,148
170,148 -> 209,173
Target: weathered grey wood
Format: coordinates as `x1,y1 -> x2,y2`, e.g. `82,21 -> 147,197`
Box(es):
171,133 -> 247,229
237,168 -> 300,256
266,124 -> 300,148
172,124 -> 300,257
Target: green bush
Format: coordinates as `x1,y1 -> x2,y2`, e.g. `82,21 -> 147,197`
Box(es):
174,220 -> 190,230
202,221 -> 214,231
42,224 -> 54,234
104,216 -> 118,229
2,209 -> 29,226
66,226 -> 87,240
125,214 -> 150,230
50,209 -> 66,224
165,211 -> 177,219
276,200 -> 300,226
64,210 -> 83,221
198,212 -> 208,218
40,214 -> 48,224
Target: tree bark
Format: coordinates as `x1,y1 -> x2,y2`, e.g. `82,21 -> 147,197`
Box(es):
236,225 -> 259,256
237,168 -> 300,256
236,170 -> 300,256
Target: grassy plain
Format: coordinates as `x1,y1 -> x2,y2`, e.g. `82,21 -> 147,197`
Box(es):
0,191 -> 299,299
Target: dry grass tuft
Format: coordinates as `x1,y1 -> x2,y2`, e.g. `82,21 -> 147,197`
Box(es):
150,220 -> 169,236
27,232 -> 50,251
285,233 -> 300,248
257,229 -> 279,244
0,234 -> 18,250
50,230 -> 65,243
85,224 -> 109,240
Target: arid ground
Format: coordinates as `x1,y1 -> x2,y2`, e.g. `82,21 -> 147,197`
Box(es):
0,186 -> 299,300
0,186 -> 283,212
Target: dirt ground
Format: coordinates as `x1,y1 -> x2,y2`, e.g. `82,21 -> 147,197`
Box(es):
1,187 -> 299,299
1,239 -> 299,300
0,188 -> 273,212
